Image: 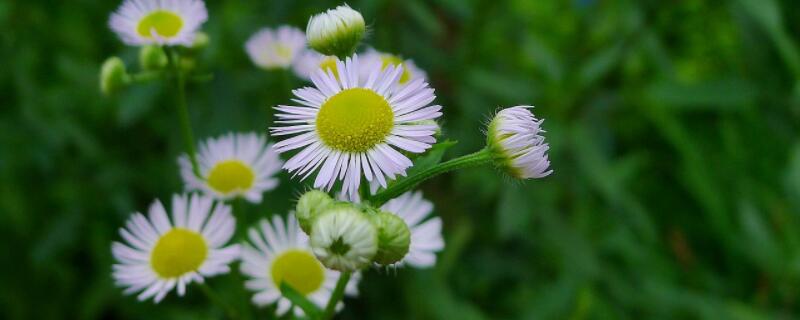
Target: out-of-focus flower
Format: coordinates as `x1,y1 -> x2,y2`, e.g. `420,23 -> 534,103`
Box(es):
109,0 -> 208,46
111,194 -> 239,302
179,132 -> 283,203
241,215 -> 359,315
245,26 -> 307,70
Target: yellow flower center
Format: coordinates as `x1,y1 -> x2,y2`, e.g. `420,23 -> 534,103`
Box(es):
137,10 -> 184,38
206,160 -> 255,194
318,57 -> 340,79
275,44 -> 293,60
380,55 -> 412,84
151,228 -> 208,278
316,88 -> 394,152
270,249 -> 325,295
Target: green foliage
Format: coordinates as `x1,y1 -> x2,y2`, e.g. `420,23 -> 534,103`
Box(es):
1,0 -> 800,319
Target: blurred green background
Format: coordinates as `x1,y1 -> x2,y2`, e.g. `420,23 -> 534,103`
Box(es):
3,0 -> 800,319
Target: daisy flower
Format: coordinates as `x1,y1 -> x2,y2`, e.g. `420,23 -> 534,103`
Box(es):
487,106 -> 552,179
271,55 -> 442,200
179,132 -> 283,204
241,215 -> 359,315
109,0 -> 208,46
245,26 -> 307,70
291,50 -> 340,81
361,49 -> 427,85
111,193 -> 239,302
381,191 -> 444,268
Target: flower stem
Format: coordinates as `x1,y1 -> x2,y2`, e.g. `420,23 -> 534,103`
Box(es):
199,283 -> 239,319
280,283 -> 322,318
321,271 -> 351,320
368,148 -> 494,206
166,46 -> 200,177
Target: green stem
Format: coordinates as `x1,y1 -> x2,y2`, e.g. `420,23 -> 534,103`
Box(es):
280,283 -> 322,318
129,70 -> 165,83
199,283 -> 239,319
368,148 -> 494,206
166,47 -> 200,177
321,271 -> 351,320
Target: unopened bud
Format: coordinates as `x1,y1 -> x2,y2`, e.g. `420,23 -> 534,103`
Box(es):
139,45 -> 168,70
370,211 -> 410,265
295,190 -> 334,234
100,57 -> 129,95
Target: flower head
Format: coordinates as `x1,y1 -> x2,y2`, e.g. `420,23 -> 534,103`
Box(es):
109,0 -> 208,46
271,55 -> 442,200
306,5 -> 365,57
179,132 -> 283,203
487,106 -> 552,179
112,194 -> 239,302
381,191 -> 444,268
241,215 -> 359,315
309,204 -> 378,271
245,26 -> 307,70
361,49 -> 427,85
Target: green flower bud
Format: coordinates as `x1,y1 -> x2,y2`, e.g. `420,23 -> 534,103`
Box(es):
306,5 -> 365,58
310,204 -> 378,271
139,45 -> 168,70
370,210 -> 411,265
100,57 -> 129,95
295,190 -> 334,234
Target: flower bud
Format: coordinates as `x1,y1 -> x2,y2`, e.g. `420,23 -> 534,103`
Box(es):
306,5 -> 365,58
191,32 -> 210,50
100,57 -> 129,95
370,211 -> 410,265
310,204 -> 377,271
487,106 -> 553,179
295,190 -> 334,234
139,45 -> 168,70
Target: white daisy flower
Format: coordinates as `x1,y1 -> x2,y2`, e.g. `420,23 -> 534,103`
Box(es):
360,49 -> 427,85
270,55 -> 442,200
381,191 -> 444,268
112,193 -> 239,302
291,50 -> 340,81
487,106 -> 552,179
245,26 -> 307,70
241,215 -> 359,315
179,132 -> 283,204
310,205 -> 378,271
109,0 -> 208,46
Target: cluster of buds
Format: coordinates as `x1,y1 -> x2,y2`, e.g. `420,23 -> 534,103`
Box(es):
99,32 -> 210,96
295,190 -> 411,271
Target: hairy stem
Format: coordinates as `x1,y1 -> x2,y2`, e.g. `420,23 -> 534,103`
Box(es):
368,148 -> 494,206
